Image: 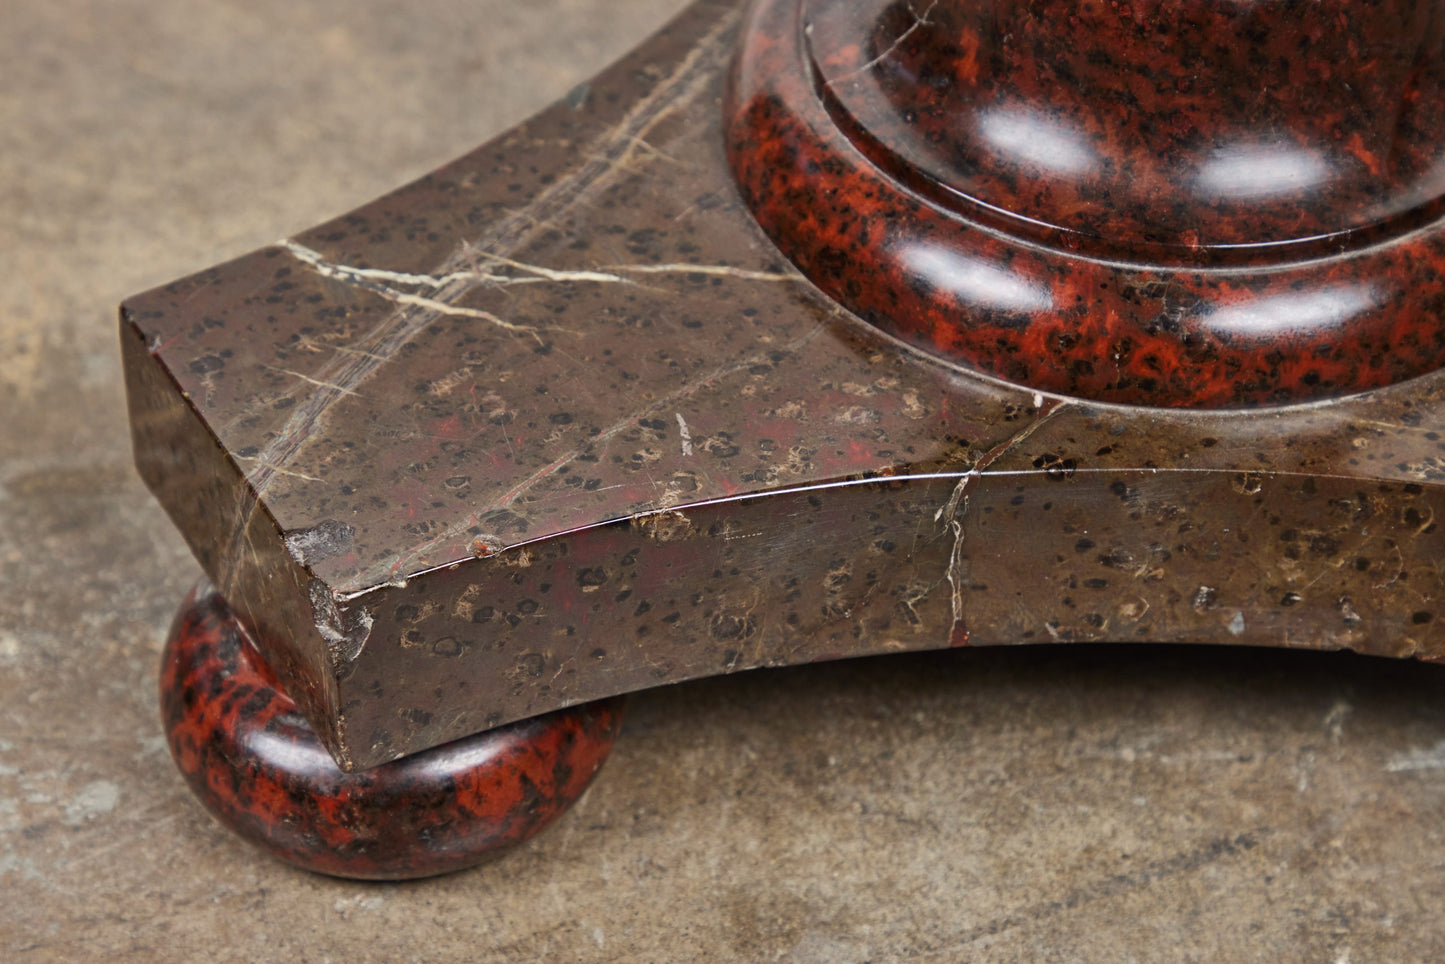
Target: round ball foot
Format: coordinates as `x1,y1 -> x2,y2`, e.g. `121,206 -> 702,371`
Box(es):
160,582 -> 624,880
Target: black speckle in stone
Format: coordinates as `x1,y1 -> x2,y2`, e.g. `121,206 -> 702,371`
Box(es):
432,637 -> 464,658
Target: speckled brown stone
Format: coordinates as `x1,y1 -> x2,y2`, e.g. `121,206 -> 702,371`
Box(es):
125,0 -> 1445,775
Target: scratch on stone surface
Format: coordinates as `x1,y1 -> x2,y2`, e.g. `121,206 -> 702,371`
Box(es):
233,456 -> 324,483
370,287 -> 545,334
262,363 -> 366,397
936,399 -> 1069,639
945,831 -> 1264,949
370,324 -> 826,581
550,652 -> 576,683
830,0 -> 939,85
676,412 -> 693,456
1373,541 -> 1408,592
325,342 -> 393,363
240,6 -> 740,508
621,132 -> 686,167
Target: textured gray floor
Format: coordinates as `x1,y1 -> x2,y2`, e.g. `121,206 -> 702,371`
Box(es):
5,2 -> 1445,960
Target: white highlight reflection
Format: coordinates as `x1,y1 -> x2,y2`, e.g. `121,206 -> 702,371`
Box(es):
902,245 -> 1053,314
1207,284 -> 1379,335
244,725 -> 339,774
976,108 -> 1097,176
1196,143 -> 1329,200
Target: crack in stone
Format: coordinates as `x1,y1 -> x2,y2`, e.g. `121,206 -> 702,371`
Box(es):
829,0 -> 939,85
473,251 -> 629,284
241,6 -> 741,507
274,258 -> 484,289
285,240 -> 802,293
606,262 -> 802,282
937,398 -> 1069,643
262,363 -> 366,398
232,455 -> 324,483
282,241 -> 542,337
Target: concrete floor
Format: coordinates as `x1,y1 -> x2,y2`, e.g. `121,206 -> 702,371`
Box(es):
5,1 -> 1445,960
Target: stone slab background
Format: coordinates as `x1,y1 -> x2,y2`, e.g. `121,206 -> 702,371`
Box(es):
3,1 -> 1445,960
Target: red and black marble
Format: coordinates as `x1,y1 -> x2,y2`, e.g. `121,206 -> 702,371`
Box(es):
726,0 -> 1445,407
161,582 -> 623,879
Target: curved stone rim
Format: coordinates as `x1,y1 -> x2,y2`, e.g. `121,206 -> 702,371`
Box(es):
725,0 -> 1445,409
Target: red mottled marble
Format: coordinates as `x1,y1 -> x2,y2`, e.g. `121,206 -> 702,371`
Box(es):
161,583 -> 623,880
727,0 -> 1445,407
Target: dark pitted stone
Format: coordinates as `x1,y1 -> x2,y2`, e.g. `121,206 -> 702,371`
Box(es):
161,582 -> 623,880
727,0 -> 1445,407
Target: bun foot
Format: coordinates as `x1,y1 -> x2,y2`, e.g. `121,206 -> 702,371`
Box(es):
160,582 -> 624,880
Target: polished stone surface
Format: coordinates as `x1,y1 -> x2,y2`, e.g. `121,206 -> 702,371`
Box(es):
731,0 -> 1445,408
7,1 -> 1445,959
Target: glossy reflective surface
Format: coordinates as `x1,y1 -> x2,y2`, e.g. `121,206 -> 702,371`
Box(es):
727,0 -> 1445,406
161,583 -> 623,880
809,0 -> 1445,261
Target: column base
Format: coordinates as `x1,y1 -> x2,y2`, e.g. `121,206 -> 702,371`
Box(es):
160,582 -> 624,880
